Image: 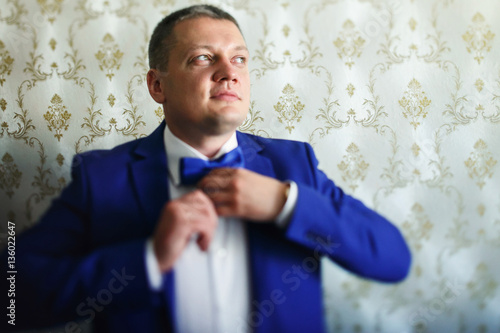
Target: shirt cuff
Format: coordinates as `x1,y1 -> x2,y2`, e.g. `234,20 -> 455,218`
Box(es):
145,239 -> 163,291
275,181 -> 298,228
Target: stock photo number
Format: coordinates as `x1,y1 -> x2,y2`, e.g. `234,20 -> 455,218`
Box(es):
6,221 -> 16,326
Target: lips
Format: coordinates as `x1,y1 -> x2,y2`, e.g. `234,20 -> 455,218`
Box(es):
210,90 -> 240,101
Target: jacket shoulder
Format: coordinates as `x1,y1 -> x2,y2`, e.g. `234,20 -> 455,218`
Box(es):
74,123 -> 166,168
237,131 -> 311,156
72,138 -> 143,169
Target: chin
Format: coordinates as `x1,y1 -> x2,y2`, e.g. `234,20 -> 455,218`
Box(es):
205,112 -> 247,135
210,107 -> 247,127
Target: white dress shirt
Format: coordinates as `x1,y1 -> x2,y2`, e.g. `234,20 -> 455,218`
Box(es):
145,125 -> 298,333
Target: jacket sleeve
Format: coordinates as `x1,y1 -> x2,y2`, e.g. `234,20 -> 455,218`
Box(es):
1,155 -> 162,331
284,142 -> 411,282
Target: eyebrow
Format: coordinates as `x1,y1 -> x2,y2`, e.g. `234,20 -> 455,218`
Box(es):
184,44 -> 249,55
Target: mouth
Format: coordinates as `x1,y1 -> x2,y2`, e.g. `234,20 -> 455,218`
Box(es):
210,90 -> 240,102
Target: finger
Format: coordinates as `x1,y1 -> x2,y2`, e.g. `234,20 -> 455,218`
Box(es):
214,204 -> 237,217
206,190 -> 247,218
189,192 -> 219,249
206,167 -> 238,176
184,189 -> 212,204
193,213 -> 218,251
198,167 -> 241,187
196,232 -> 211,251
204,190 -> 235,206
182,190 -> 218,215
198,176 -> 232,195
153,192 -> 219,271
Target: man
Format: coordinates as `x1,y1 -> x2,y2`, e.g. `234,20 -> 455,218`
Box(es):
1,5 -> 411,333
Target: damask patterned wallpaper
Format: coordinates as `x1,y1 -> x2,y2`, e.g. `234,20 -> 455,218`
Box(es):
1,0 -> 499,332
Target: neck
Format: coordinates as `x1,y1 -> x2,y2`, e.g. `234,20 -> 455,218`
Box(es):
167,124 -> 235,158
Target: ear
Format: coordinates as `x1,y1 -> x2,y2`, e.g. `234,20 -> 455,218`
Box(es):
147,69 -> 167,104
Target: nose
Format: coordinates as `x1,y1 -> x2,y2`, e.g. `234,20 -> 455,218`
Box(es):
213,58 -> 239,84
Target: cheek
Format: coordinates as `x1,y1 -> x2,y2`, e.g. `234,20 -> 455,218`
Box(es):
242,76 -> 251,99
187,75 -> 212,95
168,81 -> 207,107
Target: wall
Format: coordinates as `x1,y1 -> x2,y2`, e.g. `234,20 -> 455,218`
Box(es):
0,0 -> 499,332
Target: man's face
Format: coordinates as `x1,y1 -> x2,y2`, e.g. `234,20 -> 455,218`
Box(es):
158,17 -> 250,141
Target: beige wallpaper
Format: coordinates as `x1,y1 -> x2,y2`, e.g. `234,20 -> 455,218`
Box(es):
1,0 -> 499,332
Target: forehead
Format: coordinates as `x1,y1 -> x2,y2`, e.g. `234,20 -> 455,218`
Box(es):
171,17 -> 246,51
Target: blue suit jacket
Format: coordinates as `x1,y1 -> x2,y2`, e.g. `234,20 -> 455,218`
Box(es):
2,122 -> 410,332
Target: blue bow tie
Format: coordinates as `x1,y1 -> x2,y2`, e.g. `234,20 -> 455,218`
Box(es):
179,147 -> 245,185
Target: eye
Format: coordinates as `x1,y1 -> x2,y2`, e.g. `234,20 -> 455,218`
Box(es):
191,54 -> 212,64
196,55 -> 210,61
233,56 -> 246,64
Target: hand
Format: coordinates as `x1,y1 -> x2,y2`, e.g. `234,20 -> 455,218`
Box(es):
197,168 -> 289,221
153,190 -> 218,273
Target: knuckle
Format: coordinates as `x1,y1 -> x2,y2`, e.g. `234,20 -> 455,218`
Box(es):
192,190 -> 209,204
164,201 -> 179,215
230,177 -> 241,191
229,199 -> 240,213
190,189 -> 203,198
203,179 -> 220,194
193,189 -> 205,200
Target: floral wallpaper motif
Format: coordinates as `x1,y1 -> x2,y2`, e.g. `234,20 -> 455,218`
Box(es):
0,40 -> 14,86
95,33 -> 124,81
0,152 -> 22,198
337,143 -> 369,192
462,13 -> 495,64
464,139 -> 497,190
43,93 -> 71,141
0,0 -> 499,332
398,78 -> 431,130
333,20 -> 365,69
274,83 -> 304,133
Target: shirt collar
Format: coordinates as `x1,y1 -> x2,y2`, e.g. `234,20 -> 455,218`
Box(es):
163,125 -> 239,186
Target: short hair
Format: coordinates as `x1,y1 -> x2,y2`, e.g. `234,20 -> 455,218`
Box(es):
148,5 -> 241,70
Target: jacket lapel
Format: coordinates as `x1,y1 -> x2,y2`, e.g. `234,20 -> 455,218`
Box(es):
237,132 -> 276,179
129,122 -> 178,331
238,132 -> 285,332
129,122 -> 170,233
